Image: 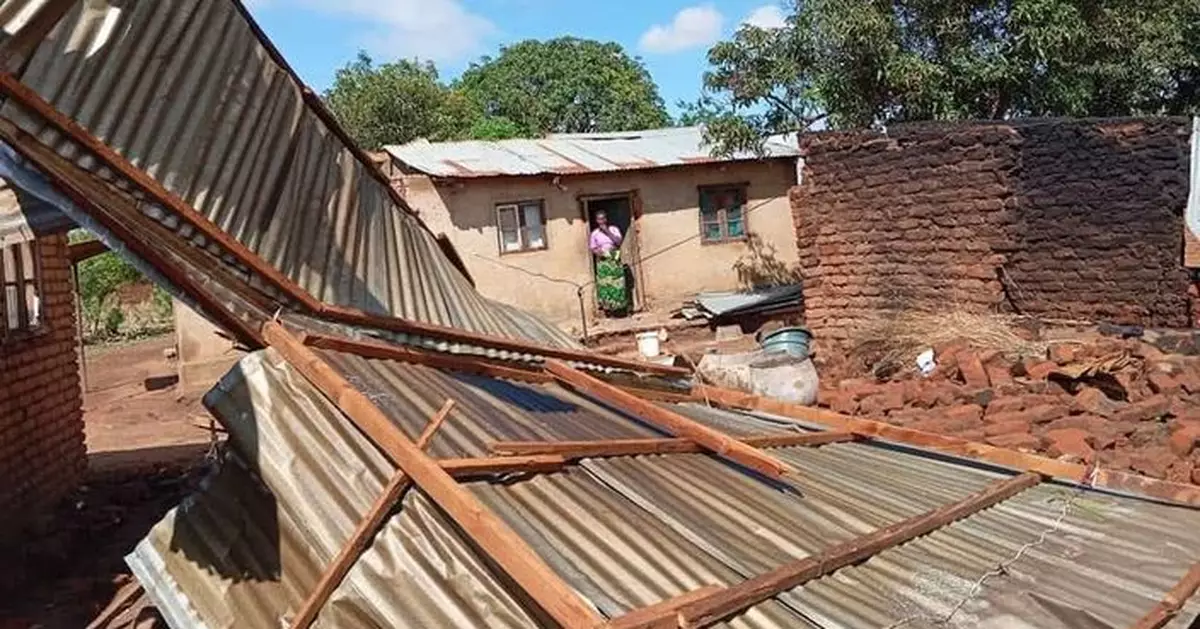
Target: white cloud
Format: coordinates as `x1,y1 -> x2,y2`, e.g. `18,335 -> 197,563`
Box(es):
638,5 -> 724,54
295,0 -> 494,63
742,4 -> 788,29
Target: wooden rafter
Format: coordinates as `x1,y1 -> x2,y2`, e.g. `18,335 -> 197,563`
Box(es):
262,322 -> 601,628
491,431 -> 856,459
694,384 -> 1200,507
0,72 -> 323,311
651,471 -> 1044,629
290,399 -> 457,629
0,119 -> 265,347
302,331 -> 693,402
605,586 -> 723,629
545,361 -> 790,479
1129,563 -> 1200,629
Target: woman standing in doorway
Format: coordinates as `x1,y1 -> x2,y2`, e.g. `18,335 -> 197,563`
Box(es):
589,210 -> 628,315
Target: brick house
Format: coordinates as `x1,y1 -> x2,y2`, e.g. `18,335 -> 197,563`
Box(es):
0,229 -> 84,540
379,127 -> 803,329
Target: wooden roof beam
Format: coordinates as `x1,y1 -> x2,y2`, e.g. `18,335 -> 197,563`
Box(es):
302,331 -> 693,402
262,322 -> 602,628
290,399 -> 458,629
693,384 -> 1200,507
654,471 -> 1044,629
544,360 -> 791,479
0,71 -> 324,312
1129,562 -> 1200,629
491,431 -> 857,459
0,119 -> 264,347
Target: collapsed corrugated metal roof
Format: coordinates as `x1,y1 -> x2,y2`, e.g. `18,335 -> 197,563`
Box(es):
0,0 -> 699,378
1,2 -> 1197,628
384,126 -> 801,178
128,344 -> 1200,628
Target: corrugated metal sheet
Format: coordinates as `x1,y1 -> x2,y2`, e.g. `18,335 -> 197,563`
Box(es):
0,175 -> 68,245
131,350 -> 1200,629
0,0 -> 581,346
385,126 -> 800,178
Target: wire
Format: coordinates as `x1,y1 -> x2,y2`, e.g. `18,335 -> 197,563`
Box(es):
883,465 -> 1100,629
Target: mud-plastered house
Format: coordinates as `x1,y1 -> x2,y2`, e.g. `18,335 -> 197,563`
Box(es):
380,127 -> 803,328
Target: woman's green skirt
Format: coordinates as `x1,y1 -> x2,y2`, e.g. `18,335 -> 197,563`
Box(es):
595,252 -> 629,313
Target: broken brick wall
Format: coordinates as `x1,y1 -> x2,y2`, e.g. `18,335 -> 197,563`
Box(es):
794,117 -> 1193,346
0,234 -> 85,541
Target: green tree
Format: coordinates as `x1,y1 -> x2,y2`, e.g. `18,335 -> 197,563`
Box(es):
324,52 -> 474,149
697,0 -> 1200,154
456,38 -> 670,135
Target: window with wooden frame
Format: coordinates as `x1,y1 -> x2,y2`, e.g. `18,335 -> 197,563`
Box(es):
1,239 -> 44,339
495,200 -> 548,254
699,185 -> 748,243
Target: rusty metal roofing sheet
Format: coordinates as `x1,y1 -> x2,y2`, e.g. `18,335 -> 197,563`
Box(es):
132,349 -> 1200,629
385,126 -> 801,178
0,0 -> 581,347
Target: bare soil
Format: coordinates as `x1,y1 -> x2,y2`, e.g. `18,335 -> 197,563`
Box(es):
1,334 -> 221,628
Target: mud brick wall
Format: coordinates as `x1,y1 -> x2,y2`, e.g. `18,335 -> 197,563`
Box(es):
794,118 -> 1193,346
1007,119 -> 1192,324
0,234 -> 85,541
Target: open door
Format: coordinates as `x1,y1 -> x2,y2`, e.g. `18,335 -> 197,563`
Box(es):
582,193 -> 642,314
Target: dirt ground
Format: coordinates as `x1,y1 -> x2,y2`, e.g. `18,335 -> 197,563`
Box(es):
83,335 -> 216,473
1,334 -> 220,629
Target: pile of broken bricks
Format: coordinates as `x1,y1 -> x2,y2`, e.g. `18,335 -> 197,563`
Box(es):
817,336 -> 1200,485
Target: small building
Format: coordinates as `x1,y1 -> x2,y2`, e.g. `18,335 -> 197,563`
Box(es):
380,127 -> 803,329
0,182 -> 85,540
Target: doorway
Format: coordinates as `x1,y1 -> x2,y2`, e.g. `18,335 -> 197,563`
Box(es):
582,193 -> 643,314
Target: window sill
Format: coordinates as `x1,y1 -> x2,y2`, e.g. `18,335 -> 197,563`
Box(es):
498,246 -> 549,256
700,237 -> 749,246
1,325 -> 50,347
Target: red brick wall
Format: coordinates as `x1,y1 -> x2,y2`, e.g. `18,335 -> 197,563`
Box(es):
0,234 -> 85,539
794,118 -> 1193,346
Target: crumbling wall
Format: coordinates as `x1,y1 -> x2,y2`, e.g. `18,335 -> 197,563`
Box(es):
0,234 -> 85,540
795,118 -> 1193,345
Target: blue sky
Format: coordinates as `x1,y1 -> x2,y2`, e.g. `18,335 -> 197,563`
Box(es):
244,1 -> 788,117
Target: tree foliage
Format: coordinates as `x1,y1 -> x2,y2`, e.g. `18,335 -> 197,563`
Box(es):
696,0 -> 1200,154
324,53 -> 474,149
456,37 -> 670,136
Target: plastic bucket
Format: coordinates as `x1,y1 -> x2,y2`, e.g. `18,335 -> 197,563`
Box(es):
758,326 -> 813,359
636,331 -> 661,358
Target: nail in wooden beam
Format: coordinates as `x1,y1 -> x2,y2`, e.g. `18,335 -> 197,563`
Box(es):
1128,563 -> 1200,629
262,322 -> 601,628
491,432 -> 856,459
290,399 -> 457,629
605,586 -> 723,629
545,361 -> 790,479
694,384 -> 1200,507
670,471 -> 1043,629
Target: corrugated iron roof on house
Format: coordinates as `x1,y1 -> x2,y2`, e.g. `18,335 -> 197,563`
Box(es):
384,126 -> 800,178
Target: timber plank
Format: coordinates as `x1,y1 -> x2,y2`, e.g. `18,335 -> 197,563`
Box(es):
1129,563 -> 1200,629
545,361 -> 790,479
491,432 -> 856,459
673,471 -> 1043,628
263,322 -> 602,628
